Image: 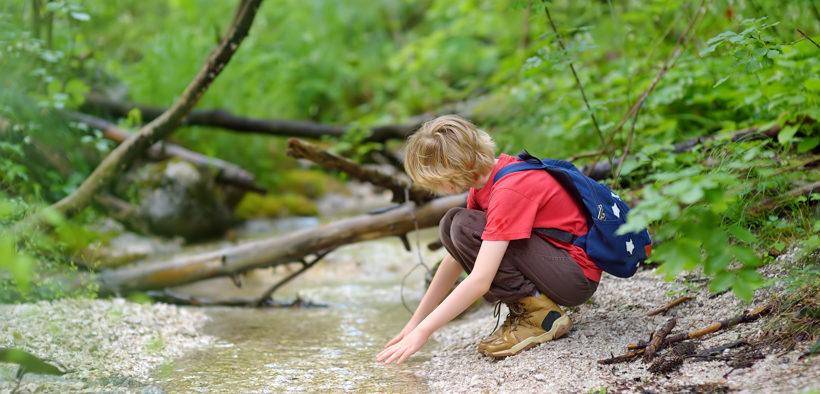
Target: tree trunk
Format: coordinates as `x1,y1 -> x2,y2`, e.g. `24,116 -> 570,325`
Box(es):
48,0 -> 263,219
86,194 -> 465,295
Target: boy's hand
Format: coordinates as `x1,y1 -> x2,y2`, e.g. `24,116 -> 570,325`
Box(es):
376,329 -> 428,365
384,321 -> 419,348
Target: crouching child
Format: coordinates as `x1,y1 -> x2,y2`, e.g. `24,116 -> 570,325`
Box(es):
376,115 -> 604,364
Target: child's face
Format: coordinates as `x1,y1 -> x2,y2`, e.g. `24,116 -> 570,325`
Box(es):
430,183 -> 461,195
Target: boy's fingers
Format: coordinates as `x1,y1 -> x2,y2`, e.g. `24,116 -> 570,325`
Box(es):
384,336 -> 400,348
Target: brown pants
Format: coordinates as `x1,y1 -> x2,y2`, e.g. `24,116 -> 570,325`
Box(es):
439,207 -> 598,306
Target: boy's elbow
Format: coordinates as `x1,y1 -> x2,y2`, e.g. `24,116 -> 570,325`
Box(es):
466,275 -> 492,295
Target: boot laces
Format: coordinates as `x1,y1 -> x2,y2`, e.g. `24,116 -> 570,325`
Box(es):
488,301 -> 525,336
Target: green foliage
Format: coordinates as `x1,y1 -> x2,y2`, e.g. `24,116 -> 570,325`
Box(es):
0,197 -> 99,302
617,137 -> 818,301
0,0 -> 817,303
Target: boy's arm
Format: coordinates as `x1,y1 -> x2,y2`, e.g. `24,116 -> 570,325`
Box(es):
377,240 -> 509,365
383,253 -> 463,348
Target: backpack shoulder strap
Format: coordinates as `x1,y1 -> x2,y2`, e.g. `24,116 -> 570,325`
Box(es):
491,150 -> 582,244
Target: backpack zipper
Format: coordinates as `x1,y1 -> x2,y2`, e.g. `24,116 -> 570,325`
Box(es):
581,175 -> 606,220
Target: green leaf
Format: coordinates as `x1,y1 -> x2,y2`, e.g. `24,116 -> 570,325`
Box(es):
737,268 -> 764,285
734,49 -> 750,59
704,249 -> 731,275
713,76 -> 730,88
731,245 -> 762,267
655,238 -> 702,280
70,12 -> 90,21
778,125 -> 799,143
710,271 -> 734,293
798,137 -> 820,153
699,45 -> 719,56
679,185 -> 704,204
732,275 -> 755,302
0,239 -> 33,292
727,225 -> 757,244
745,60 -> 761,73
804,79 -> 820,91
40,207 -> 65,227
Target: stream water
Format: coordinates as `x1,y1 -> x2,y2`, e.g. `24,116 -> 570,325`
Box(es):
151,223 -> 442,393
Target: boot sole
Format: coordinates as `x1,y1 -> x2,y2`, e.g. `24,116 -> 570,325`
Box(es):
483,315 -> 572,358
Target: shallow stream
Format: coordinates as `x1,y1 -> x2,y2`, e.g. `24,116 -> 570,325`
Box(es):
151,223 -> 442,392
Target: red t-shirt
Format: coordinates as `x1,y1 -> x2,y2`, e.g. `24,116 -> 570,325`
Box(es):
467,154 -> 602,282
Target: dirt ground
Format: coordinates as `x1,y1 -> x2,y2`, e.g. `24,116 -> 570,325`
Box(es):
415,251 -> 819,393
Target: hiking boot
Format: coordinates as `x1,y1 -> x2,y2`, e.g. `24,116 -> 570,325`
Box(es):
479,294 -> 572,358
477,302 -> 525,352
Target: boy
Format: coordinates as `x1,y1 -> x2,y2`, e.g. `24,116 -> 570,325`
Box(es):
376,115 -> 600,364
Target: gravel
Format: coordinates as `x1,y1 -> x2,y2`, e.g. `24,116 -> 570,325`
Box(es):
0,298 -> 211,393
415,250 -> 820,393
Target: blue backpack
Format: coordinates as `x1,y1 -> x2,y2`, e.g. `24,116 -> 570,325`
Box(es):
493,150 -> 652,278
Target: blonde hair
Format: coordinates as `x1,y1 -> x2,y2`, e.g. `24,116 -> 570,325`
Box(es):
404,115 -> 496,194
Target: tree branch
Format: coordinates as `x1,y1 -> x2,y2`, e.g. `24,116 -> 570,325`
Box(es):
47,0 -> 264,219
65,111 -> 265,193
286,138 -> 434,204
82,93 -> 417,143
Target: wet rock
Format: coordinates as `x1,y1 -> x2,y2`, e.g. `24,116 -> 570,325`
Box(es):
112,159 -> 236,240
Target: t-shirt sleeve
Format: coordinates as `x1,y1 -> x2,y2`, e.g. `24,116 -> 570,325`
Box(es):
466,189 -> 478,210
482,186 -> 539,241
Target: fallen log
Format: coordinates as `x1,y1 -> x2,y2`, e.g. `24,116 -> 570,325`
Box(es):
578,123 -> 783,181
82,92 -> 417,143
80,193 -> 465,295
751,180 -> 820,215
66,111 -> 265,193
644,318 -> 677,362
601,304 -> 772,364
286,137 -> 434,204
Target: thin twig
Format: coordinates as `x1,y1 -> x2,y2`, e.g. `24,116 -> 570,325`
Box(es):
604,304 -> 771,364
647,296 -> 694,316
796,29 -> 820,49
254,249 -> 335,306
611,98 -> 640,186
542,2 -> 613,174
565,149 -> 605,162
